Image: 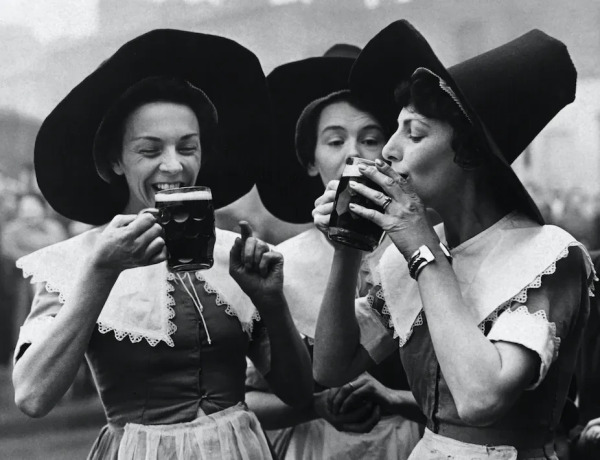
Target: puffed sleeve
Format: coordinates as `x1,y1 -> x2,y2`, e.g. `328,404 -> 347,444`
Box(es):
14,282 -> 62,363
246,320 -> 271,378
356,284 -> 398,364
487,245 -> 590,389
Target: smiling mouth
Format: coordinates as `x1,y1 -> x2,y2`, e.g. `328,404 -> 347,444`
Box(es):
152,182 -> 184,192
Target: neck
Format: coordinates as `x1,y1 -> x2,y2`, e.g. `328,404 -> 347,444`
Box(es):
436,176 -> 511,249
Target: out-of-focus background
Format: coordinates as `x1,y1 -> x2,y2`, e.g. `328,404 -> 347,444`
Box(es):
0,1 -> 598,458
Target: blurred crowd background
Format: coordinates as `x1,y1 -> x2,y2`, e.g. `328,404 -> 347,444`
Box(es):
1,0 -> 599,457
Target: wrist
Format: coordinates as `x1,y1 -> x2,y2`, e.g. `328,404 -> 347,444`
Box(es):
86,253 -> 122,280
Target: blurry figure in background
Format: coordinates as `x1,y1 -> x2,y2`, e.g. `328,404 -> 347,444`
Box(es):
570,250 -> 600,459
248,49 -> 423,460
1,192 -> 68,355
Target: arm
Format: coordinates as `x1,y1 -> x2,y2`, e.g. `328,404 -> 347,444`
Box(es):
13,213 -> 166,417
310,180 -> 377,387
230,222 -> 312,408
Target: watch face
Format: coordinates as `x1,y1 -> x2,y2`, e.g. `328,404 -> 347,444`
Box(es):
420,245 -> 435,262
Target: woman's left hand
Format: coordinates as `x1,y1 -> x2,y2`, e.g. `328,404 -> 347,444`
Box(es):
348,159 -> 438,259
229,221 -> 284,301
329,373 -> 395,416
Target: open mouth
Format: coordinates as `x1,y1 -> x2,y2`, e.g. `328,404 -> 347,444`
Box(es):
152,182 -> 184,192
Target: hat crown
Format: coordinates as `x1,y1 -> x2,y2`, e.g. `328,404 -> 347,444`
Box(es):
448,29 -> 576,163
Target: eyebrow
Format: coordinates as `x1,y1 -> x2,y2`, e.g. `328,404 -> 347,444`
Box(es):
130,133 -> 199,142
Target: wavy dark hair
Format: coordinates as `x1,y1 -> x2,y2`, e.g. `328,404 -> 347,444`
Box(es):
394,74 -> 486,169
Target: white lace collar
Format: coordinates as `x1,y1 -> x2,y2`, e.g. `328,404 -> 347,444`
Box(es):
17,228 -> 259,347
377,211 -> 597,345
276,227 -> 389,338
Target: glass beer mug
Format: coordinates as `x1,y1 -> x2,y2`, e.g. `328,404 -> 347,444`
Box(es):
154,186 -> 216,271
328,158 -> 384,251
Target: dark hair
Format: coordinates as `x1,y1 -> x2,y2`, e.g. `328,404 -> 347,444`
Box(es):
295,90 -> 390,170
394,74 -> 486,169
93,76 -> 218,184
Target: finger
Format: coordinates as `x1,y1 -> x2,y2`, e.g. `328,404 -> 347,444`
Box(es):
138,207 -> 159,218
239,221 -> 253,241
136,223 -> 164,248
147,246 -> 168,265
340,405 -> 381,433
258,251 -> 282,277
314,189 -> 338,208
127,212 -> 157,236
325,179 -> 340,192
243,237 -> 258,268
145,236 -> 166,259
110,214 -> 137,228
331,384 -> 356,414
253,241 -> 270,268
312,202 -> 334,218
359,161 -> 412,198
348,203 -> 384,227
339,386 -> 371,414
348,181 -> 390,209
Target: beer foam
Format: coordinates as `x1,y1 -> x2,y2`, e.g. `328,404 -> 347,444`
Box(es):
155,189 -> 212,202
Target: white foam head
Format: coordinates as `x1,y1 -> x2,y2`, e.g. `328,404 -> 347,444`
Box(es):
155,189 -> 212,202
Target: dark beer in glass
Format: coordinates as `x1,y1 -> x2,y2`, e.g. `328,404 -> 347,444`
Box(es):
155,186 -> 215,271
328,158 -> 384,251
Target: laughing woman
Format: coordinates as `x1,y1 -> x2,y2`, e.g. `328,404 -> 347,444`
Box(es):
313,21 -> 596,459
11,30 -> 311,459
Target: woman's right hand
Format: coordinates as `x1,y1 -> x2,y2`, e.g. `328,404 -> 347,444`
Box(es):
312,179 -> 339,236
90,212 -> 167,273
313,388 -> 381,433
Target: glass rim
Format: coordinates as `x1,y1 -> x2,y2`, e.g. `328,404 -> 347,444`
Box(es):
155,185 -> 212,195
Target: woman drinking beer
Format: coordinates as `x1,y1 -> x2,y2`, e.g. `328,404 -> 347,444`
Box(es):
11,30 -> 312,459
313,20 -> 596,459
247,53 -> 423,459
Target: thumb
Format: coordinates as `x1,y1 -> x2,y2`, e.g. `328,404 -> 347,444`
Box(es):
229,237 -> 244,272
239,220 -> 253,241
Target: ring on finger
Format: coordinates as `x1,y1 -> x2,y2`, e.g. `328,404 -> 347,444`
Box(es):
381,195 -> 393,211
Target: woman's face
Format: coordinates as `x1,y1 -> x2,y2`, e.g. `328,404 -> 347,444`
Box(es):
113,102 -> 202,213
308,101 -> 386,185
382,105 -> 464,207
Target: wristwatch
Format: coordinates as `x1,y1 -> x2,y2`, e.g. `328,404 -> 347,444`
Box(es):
408,242 -> 453,280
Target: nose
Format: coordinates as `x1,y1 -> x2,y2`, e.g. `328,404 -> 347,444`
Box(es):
346,140 -> 361,160
159,147 -> 184,174
382,129 -> 403,163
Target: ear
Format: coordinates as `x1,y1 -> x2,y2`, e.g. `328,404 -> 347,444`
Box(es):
307,163 -> 319,177
111,161 -> 124,176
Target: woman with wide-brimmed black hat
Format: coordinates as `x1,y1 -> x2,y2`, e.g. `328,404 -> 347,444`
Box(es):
247,51 -> 423,459
312,20 -> 596,459
11,29 -> 312,459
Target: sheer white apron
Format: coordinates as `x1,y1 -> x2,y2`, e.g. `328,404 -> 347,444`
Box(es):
117,403 -> 272,460
408,429 -> 558,460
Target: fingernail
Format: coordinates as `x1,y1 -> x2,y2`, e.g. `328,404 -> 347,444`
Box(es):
349,203 -> 356,209
375,159 -> 384,166
349,181 -> 356,188
358,164 -> 366,171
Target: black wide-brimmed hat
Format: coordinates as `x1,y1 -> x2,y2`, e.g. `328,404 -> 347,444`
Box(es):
35,29 -> 271,225
257,55 -> 356,223
350,20 -> 577,224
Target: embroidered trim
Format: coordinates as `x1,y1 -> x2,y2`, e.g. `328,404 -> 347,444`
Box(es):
18,258 -> 179,348
194,271 -> 261,336
97,272 -> 177,347
487,305 -> 559,389
371,241 -> 597,347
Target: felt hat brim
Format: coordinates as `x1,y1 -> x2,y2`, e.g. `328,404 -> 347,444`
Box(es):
350,20 -> 577,225
35,29 -> 271,225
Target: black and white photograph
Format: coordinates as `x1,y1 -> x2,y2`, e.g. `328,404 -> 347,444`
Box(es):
0,1 -> 599,459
